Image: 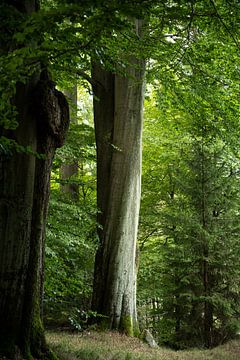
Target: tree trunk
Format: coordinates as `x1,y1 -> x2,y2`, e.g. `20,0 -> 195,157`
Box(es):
0,3 -> 70,357
60,86 -> 79,201
60,161 -> 79,199
203,251 -> 213,348
200,144 -> 213,348
91,20 -> 145,336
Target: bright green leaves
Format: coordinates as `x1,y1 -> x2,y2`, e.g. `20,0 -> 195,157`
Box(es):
138,29 -> 240,346
0,136 -> 45,159
0,1 -> 145,133
44,87 -> 97,327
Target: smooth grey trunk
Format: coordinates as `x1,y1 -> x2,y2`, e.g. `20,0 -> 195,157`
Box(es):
91,20 -> 145,335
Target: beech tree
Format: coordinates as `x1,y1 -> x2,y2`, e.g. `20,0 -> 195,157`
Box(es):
91,20 -> 145,335
90,0 -> 240,336
0,1 -> 151,354
0,2 -> 150,353
0,1 -> 69,358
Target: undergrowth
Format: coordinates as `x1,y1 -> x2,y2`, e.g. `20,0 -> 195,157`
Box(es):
46,330 -> 240,360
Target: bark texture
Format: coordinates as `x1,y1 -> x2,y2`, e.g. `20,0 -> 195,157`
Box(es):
60,86 -> 79,200
91,20 -> 145,335
0,3 -> 69,358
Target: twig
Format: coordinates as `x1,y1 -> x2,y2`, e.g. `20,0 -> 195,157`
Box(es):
209,0 -> 239,48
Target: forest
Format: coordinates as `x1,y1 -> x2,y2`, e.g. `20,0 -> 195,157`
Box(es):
1,0 -> 240,359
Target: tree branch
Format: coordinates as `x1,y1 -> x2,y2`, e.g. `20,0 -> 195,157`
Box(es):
209,0 -> 239,48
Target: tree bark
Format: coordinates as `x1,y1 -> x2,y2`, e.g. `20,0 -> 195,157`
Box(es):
91,20 -> 145,336
200,143 -> 213,348
60,86 -> 79,201
0,3 -> 70,357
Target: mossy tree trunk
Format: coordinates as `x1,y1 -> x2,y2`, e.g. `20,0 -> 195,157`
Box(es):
91,20 -> 145,336
0,2 -> 70,358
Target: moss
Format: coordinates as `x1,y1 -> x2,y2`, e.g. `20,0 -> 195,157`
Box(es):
120,315 -> 134,337
133,323 -> 140,338
97,314 -> 139,339
30,314 -> 59,360
30,313 -> 44,353
16,311 -> 58,360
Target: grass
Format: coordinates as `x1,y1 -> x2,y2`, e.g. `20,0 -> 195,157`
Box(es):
46,330 -> 240,360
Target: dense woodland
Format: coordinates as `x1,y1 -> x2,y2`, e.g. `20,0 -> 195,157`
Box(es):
1,0 -> 240,359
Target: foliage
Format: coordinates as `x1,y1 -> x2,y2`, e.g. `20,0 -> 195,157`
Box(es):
44,90 -> 97,327
44,189 -> 97,326
0,0 -> 154,132
2,0 -> 239,131
138,44 -> 240,348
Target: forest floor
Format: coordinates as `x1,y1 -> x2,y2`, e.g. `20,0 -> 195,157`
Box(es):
46,330 -> 240,360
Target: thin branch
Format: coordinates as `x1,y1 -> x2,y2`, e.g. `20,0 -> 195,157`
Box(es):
209,0 -> 239,48
75,69 -> 95,87
139,228 -> 160,250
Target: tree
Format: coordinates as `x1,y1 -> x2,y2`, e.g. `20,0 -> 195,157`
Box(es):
89,0 -> 240,337
0,2 -> 69,358
0,1 -> 150,353
158,133 -> 240,349
138,49 -> 240,347
91,19 -> 145,335
60,85 -> 79,200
